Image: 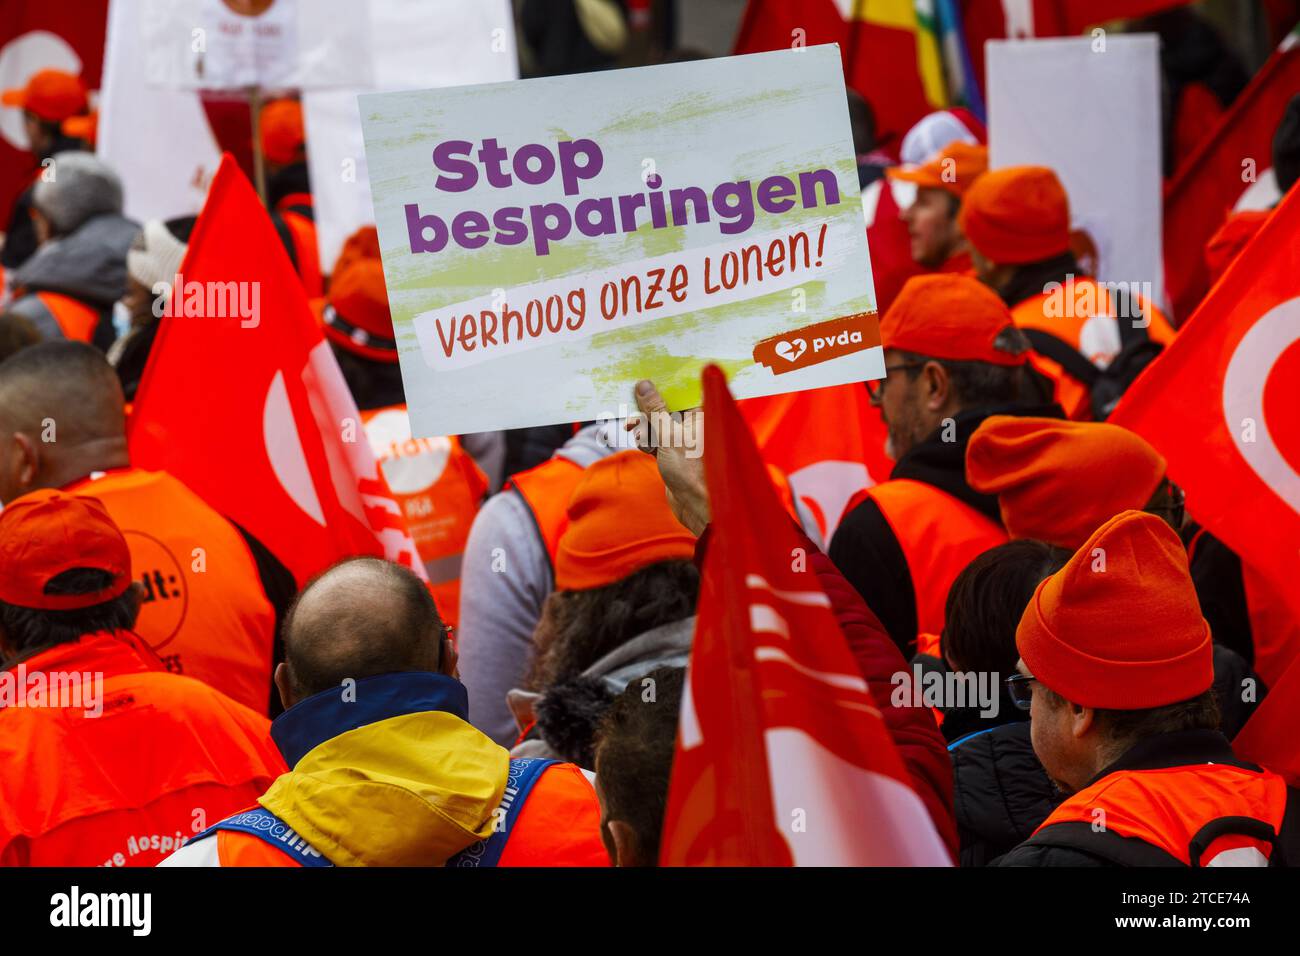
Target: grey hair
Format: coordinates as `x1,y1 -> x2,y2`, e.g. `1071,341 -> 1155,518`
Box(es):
31,152 -> 124,235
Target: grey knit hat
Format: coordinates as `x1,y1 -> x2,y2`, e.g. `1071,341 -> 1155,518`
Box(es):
31,151 -> 124,235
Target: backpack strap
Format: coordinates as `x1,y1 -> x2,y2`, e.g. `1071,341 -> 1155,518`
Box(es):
447,757 -> 558,868
1188,816 -> 1280,867
1109,287 -> 1151,349
1021,328 -> 1102,388
191,806 -> 334,867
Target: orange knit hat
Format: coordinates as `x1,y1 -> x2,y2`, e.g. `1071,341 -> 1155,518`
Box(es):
959,165 -> 1071,265
879,273 -> 1028,366
259,98 -> 305,166
554,451 -> 697,591
1016,510 -> 1212,709
966,416 -> 1167,549
887,141 -> 989,198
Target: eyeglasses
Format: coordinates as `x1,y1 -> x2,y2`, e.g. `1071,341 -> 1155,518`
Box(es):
865,362 -> 927,403
1148,480 -> 1186,530
1004,673 -> 1038,712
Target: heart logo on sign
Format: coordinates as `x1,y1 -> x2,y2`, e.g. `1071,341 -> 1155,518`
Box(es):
775,339 -> 807,363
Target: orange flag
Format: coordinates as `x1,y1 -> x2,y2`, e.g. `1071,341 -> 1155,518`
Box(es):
129,155 -> 423,585
659,365 -> 951,866
1112,180 -> 1300,684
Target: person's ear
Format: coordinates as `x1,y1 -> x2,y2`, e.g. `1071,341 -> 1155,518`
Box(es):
438,630 -> 459,677
274,662 -> 296,711
607,819 -> 644,868
506,688 -> 540,732
12,431 -> 40,494
922,361 -> 951,411
1070,703 -> 1095,739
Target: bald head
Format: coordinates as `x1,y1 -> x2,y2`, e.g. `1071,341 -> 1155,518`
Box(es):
0,341 -> 128,504
279,557 -> 446,704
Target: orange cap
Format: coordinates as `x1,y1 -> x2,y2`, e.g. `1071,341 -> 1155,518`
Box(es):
0,489 -> 131,611
2,69 -> 88,123
322,259 -> 397,363
259,98 -> 305,166
332,225 -> 381,277
959,166 -> 1071,265
555,451 -> 696,591
879,273 -> 1027,366
887,141 -> 988,198
967,416 -> 1167,549
1016,510 -> 1212,709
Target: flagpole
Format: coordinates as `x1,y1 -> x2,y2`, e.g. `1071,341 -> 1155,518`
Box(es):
248,85 -> 268,206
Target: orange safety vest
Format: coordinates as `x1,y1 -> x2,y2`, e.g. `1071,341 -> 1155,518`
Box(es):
1028,761 -> 1289,866
361,406 -> 487,628
849,479 -> 1007,642
276,192 -> 323,299
1011,278 -> 1176,420
0,631 -> 285,867
195,760 -> 609,867
34,290 -> 100,342
505,456 -> 586,566
64,468 -> 278,713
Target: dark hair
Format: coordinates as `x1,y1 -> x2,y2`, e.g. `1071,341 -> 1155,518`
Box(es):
1038,683 -> 1221,760
0,311 -> 42,364
0,568 -> 139,660
530,559 -> 699,691
593,665 -> 685,866
846,89 -> 877,156
330,343 -> 406,412
281,557 -> 443,698
941,540 -> 1070,674
897,330 -> 1029,407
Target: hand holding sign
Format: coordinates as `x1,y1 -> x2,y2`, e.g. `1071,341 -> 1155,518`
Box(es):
631,378 -> 709,537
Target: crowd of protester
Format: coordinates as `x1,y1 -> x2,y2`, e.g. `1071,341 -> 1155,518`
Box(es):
0,3 -> 1297,870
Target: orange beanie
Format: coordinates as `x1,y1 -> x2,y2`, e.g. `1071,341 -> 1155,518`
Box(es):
555,451 -> 697,591
259,99 -> 305,166
966,416 -> 1167,549
879,273 -> 1027,366
322,259 -> 397,363
959,166 -> 1070,265
1016,510 -> 1212,709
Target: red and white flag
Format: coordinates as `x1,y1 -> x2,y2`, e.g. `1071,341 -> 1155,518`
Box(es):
1112,177 -> 1300,685
659,365 -> 951,866
739,384 -> 892,546
129,154 -> 423,585
1163,30 -> 1300,321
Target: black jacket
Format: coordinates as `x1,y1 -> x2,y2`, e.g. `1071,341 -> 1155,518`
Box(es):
829,402 -> 1062,652
994,730 -> 1300,867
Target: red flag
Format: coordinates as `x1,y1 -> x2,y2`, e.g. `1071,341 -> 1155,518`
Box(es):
1111,180 -> 1300,683
659,365 -> 951,866
732,0 -> 943,145
0,0 -> 109,216
1163,32 -> 1300,321
1234,653 -> 1300,787
129,155 -> 423,585
738,383 -> 892,545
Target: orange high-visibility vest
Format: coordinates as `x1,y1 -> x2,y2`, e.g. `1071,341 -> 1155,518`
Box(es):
361,406 -> 487,628
1010,278 -> 1176,420
0,632 -> 285,867
34,290 -> 100,342
64,468 -> 278,713
1029,762 -> 1289,866
505,456 -> 586,566
853,479 -> 1007,642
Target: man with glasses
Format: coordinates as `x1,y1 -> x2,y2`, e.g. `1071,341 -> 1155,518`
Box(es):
995,511 -> 1298,867
830,273 -> 1058,653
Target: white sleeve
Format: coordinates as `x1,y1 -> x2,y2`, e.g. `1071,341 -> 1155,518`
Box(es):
157,836 -> 222,867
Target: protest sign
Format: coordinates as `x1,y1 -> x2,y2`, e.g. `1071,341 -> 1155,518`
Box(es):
359,45 -> 883,436
987,35 -> 1165,309
303,0 -> 516,273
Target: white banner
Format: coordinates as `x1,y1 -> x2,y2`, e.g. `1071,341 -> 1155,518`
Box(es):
987,35 -> 1165,308
302,0 -> 517,273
